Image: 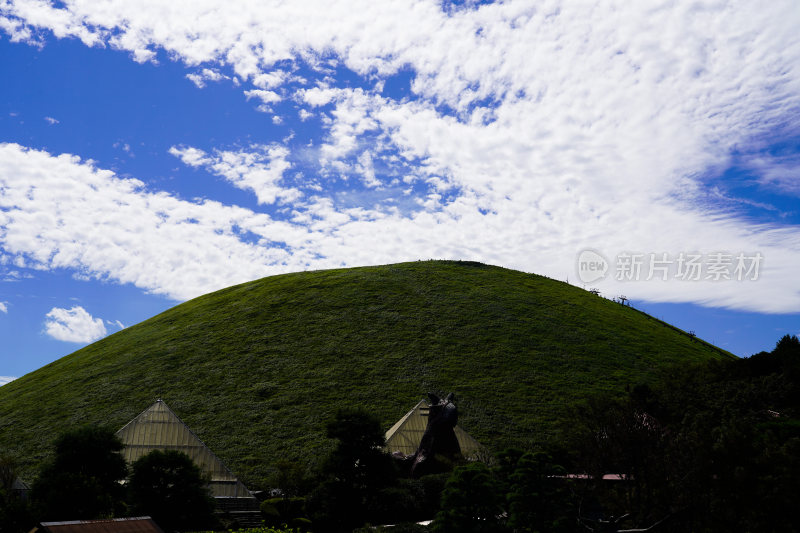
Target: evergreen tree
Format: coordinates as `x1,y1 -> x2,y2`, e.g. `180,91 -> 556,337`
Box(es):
433,462 -> 506,533
506,452 -> 572,532
307,408 -> 397,530
128,449 -> 216,533
31,426 -> 128,521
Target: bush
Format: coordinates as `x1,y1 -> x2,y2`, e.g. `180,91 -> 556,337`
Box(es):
352,524 -> 429,533
260,497 -> 308,527
288,517 -> 312,532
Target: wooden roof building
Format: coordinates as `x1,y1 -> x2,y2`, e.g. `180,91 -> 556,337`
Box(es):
116,400 -> 252,499
384,399 -> 484,459
33,517 -> 163,533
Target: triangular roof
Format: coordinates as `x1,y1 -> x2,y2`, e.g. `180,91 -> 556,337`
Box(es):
116,400 -> 252,498
384,400 -> 485,459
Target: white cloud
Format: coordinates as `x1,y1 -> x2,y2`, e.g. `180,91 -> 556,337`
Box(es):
131,47 -> 156,63
253,70 -> 287,89
1,0 -> 800,314
44,305 -> 107,343
244,90 -> 281,104
355,150 -> 380,188
0,301 -> 7,313
301,87 -> 339,107
0,376 -> 16,386
167,145 -> 209,167
0,143 -> 299,300
244,89 -> 282,112
186,67 -> 229,88
185,73 -> 205,88
747,153 -> 800,195
0,13 -> 34,43
1,269 -> 31,282
170,144 -> 298,204
2,140 -> 800,312
44,116 -> 58,124
0,0 -> 100,46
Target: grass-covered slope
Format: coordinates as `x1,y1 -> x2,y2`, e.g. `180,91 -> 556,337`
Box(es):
0,261 -> 731,488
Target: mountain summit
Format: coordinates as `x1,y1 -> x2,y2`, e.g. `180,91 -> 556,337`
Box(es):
0,261 -> 730,488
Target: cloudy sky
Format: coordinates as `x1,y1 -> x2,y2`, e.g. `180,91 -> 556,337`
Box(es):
1,0 -> 799,381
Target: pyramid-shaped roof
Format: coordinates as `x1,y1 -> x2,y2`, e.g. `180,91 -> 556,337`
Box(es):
116,400 -> 252,498
384,400 -> 484,459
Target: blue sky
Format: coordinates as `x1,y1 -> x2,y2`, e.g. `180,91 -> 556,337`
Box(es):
1,0 -> 799,383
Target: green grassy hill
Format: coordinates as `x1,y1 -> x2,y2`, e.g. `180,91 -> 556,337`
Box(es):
0,261 -> 731,489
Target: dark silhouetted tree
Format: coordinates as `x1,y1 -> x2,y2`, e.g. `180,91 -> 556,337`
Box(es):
433,461 -> 506,533
0,453 -> 35,533
567,334 -> 800,532
307,408 -> 397,530
127,449 -> 216,533
31,425 -> 128,521
506,452 -> 572,532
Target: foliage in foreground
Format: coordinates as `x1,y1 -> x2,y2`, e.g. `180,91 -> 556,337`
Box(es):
303,409 -> 573,532
193,526 -> 301,533
306,408 -> 398,530
429,334 -> 800,533
432,452 -> 573,533
30,426 -> 128,521
2,431 -> 220,533
567,334 -> 800,532
0,454 -> 34,533
128,449 -> 217,532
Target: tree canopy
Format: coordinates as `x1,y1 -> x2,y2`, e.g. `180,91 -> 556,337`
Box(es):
307,408 -> 398,530
31,426 -> 128,521
128,449 -> 216,533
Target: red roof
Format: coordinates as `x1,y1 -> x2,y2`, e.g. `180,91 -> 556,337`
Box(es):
561,474 -> 628,481
37,517 -> 164,533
